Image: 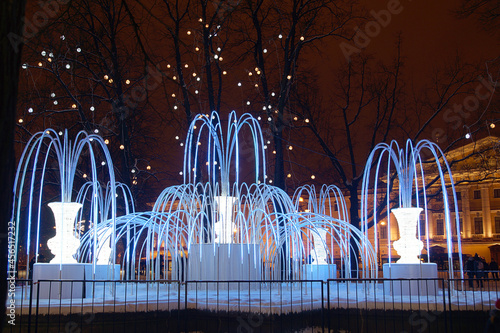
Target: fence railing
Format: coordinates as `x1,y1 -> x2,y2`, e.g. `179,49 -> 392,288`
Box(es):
5,277 -> 499,332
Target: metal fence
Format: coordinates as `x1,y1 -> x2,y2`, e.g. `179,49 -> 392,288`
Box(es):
5,278 -> 499,332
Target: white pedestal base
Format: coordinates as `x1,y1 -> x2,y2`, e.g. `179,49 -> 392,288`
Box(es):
383,263 -> 438,296
188,244 -> 261,281
302,264 -> 337,281
33,263 -> 120,299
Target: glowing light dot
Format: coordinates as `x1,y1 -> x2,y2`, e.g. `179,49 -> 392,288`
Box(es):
305,119 -> 310,123
287,174 -> 291,178
267,141 -> 271,144
53,100 -> 58,105
22,63 -> 28,69
90,106 -> 95,111
248,72 -> 252,76
214,55 -> 219,59
192,72 -> 197,77
193,125 -> 197,129
146,165 -> 151,170
66,64 -> 71,69
126,79 -> 130,84
167,64 -> 171,68
76,47 -> 81,52
219,57 -> 223,61
294,116 -> 298,121
71,104 -> 77,109
47,58 -> 52,62
288,146 -> 293,150
197,77 -> 201,81
255,84 -> 259,87
465,133 -> 471,139
187,30 -> 192,35
223,71 -> 227,75
49,52 -> 53,57
172,76 -> 177,80
491,123 -> 496,129
247,101 -> 251,105
38,62 -> 43,67
58,131 -> 63,136
300,36 -> 304,41
198,18 -> 203,22
108,79 -> 113,83
184,64 -> 189,68
50,92 -> 56,98
101,161 -> 106,166
83,174 -> 87,178
205,24 -> 209,28
132,180 -> 137,185
195,90 -> 199,94
268,117 -> 272,121
18,118 -> 23,123
119,144 -> 125,150
197,142 -> 201,146
104,139 -> 109,144
257,116 -> 261,121
278,34 -> 283,38
180,143 -> 184,146
263,145 -> 267,149
175,136 -> 179,140
311,175 -> 316,180
171,93 -> 176,98
195,47 -> 200,52
28,107 -> 33,113
173,106 -> 178,110
94,129 -> 99,133
238,82 -> 242,87
104,75 -> 109,80
269,180 -> 273,183
271,92 -> 275,97
272,150 -> 276,154
131,169 -> 136,173
287,75 -> 292,80
41,51 -> 46,56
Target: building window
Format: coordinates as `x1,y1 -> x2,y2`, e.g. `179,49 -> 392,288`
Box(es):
494,189 -> 500,198
436,219 -> 444,236
419,219 -> 426,236
495,217 -> 500,234
379,225 -> 387,239
474,217 -> 484,234
474,190 -> 481,200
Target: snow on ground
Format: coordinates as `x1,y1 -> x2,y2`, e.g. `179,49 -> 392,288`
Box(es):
10,280 -> 500,316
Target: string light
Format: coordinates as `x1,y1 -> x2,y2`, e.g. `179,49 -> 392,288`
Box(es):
104,139 -> 109,144
83,173 -> 87,178
90,106 -> 95,111
22,63 -> 27,69
490,123 -> 496,129
126,79 -> 130,84
311,175 -> 316,180
18,118 -> 23,123
146,165 -> 151,170
119,144 -> 125,150
28,108 -> 33,113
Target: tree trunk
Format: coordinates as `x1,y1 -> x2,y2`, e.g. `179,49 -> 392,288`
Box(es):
1,0 -> 26,328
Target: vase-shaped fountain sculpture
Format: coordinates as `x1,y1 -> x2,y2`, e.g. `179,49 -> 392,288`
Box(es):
47,202 -> 83,264
303,227 -> 337,281
392,207 -> 423,264
214,195 -> 237,243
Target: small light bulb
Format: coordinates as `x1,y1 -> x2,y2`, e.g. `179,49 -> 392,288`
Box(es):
90,106 -> 95,111
104,139 -> 109,144
119,144 -> 125,150
28,107 -> 33,113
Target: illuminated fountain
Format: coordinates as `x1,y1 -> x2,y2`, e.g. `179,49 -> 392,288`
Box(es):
362,139 -> 463,294
11,129 -> 120,297
78,112 -> 377,282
